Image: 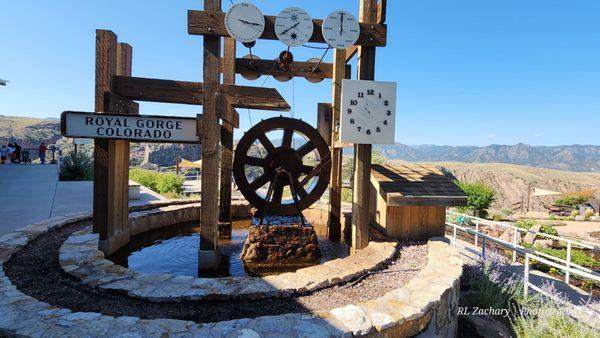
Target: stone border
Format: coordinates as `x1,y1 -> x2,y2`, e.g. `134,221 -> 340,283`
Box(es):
1,207 -> 462,337
59,226 -> 397,301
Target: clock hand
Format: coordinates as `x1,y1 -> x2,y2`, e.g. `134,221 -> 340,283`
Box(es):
238,19 -> 261,26
281,22 -> 300,35
339,12 -> 344,36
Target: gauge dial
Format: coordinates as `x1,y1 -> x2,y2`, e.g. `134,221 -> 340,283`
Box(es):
321,10 -> 360,49
275,7 -> 314,47
224,2 -> 265,43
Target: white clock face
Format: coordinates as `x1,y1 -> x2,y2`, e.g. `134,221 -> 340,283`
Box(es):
321,10 -> 360,49
275,7 -> 314,47
340,80 -> 397,144
224,2 -> 265,43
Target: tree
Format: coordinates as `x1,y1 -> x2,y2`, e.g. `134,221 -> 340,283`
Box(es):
456,181 -> 496,217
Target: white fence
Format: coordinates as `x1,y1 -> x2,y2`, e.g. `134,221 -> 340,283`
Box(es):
445,210 -> 600,313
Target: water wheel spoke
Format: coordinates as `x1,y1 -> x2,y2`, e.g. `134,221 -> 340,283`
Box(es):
296,184 -> 308,198
271,181 -> 284,204
282,129 -> 293,147
301,165 -> 314,174
299,157 -> 331,187
297,141 -> 316,157
257,134 -> 275,152
246,156 -> 264,167
249,174 -> 270,191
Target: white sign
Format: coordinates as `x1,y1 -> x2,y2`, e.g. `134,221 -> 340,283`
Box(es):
72,138 -> 93,145
340,80 -> 396,144
61,111 -> 198,143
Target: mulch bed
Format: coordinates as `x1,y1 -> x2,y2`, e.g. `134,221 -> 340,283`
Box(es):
4,221 -> 426,324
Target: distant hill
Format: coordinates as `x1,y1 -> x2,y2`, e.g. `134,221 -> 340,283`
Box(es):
390,161 -> 600,211
376,143 -> 600,172
0,115 -> 61,149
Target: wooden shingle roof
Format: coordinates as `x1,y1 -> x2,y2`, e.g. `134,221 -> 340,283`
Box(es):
371,164 -> 468,206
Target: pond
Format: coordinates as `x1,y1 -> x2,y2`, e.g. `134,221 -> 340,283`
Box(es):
109,220 -> 349,278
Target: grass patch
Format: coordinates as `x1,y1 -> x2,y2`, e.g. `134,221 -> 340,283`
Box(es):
129,168 -> 184,196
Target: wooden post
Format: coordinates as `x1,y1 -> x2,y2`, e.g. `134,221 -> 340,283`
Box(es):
328,48 -> 346,242
94,31 -> 134,255
219,37 -> 236,239
317,103 -> 332,146
352,0 -> 378,252
198,0 -> 222,269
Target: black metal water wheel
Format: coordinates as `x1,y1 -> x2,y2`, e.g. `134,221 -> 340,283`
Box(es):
233,117 -> 331,216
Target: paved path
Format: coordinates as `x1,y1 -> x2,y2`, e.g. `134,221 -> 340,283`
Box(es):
450,236 -> 600,328
0,164 -> 166,236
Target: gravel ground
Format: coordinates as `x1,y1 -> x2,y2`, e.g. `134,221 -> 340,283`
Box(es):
4,221 -> 427,323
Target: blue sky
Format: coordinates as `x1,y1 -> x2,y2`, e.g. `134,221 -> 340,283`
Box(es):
1,0 -> 599,146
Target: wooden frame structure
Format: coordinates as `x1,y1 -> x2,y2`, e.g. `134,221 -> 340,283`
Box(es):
91,0 -> 388,259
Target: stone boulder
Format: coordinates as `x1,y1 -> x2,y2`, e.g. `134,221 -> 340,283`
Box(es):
241,223 -> 322,273
522,224 -> 542,245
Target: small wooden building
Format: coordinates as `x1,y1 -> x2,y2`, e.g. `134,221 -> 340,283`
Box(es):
370,164 -> 467,240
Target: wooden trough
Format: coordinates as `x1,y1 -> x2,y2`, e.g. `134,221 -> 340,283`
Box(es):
370,164 -> 468,240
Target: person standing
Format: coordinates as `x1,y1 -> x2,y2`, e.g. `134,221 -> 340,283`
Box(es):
13,142 -> 21,164
0,145 -> 7,164
7,143 -> 15,164
38,142 -> 48,164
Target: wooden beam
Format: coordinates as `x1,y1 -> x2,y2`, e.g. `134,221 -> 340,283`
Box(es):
352,0 -> 378,252
222,58 -> 334,80
199,0 -> 221,255
188,10 -> 387,47
113,76 -> 203,105
377,0 -> 387,24
220,85 -> 290,111
328,48 -> 347,242
219,36 -> 235,239
317,103 -> 332,146
113,76 -> 286,115
345,45 -> 359,63
94,30 -> 132,256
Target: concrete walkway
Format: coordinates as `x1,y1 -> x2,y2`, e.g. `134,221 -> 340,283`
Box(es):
451,236 -> 600,327
0,164 -> 166,236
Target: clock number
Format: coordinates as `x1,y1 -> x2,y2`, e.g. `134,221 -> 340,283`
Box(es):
367,89 -> 374,95
383,120 -> 388,125
384,100 -> 389,106
357,92 -> 364,98
350,119 -> 355,124
366,129 -> 371,135
350,100 -> 358,106
378,93 -> 382,98
376,127 -> 381,132
357,126 -> 362,132
347,108 -> 352,114
386,110 -> 391,116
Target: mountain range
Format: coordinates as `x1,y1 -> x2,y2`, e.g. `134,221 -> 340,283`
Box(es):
1,115 -> 599,172
375,143 -> 600,172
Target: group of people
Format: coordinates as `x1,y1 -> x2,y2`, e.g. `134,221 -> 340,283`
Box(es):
0,142 -> 22,164
0,142 -> 48,164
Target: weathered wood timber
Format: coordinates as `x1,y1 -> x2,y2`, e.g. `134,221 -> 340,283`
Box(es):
352,0 -> 378,252
188,10 -> 387,47
199,0 -> 221,258
221,58 -> 334,80
219,36 -> 235,238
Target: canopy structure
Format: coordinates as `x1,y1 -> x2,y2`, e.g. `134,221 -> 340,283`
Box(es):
177,158 -> 202,169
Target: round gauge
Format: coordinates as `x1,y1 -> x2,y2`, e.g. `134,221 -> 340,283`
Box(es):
275,7 -> 314,47
321,10 -> 360,49
224,2 -> 265,43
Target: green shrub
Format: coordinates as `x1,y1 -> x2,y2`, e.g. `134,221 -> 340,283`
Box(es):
515,220 -> 537,230
341,187 -> 352,203
455,181 -> 496,216
492,214 -> 505,222
539,223 -> 558,236
554,195 -> 589,207
129,168 -> 184,195
59,151 -> 93,181
528,245 -> 599,269
501,208 -> 514,216
584,209 -> 595,220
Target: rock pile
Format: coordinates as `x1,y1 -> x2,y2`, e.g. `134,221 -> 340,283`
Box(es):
241,223 -> 322,272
